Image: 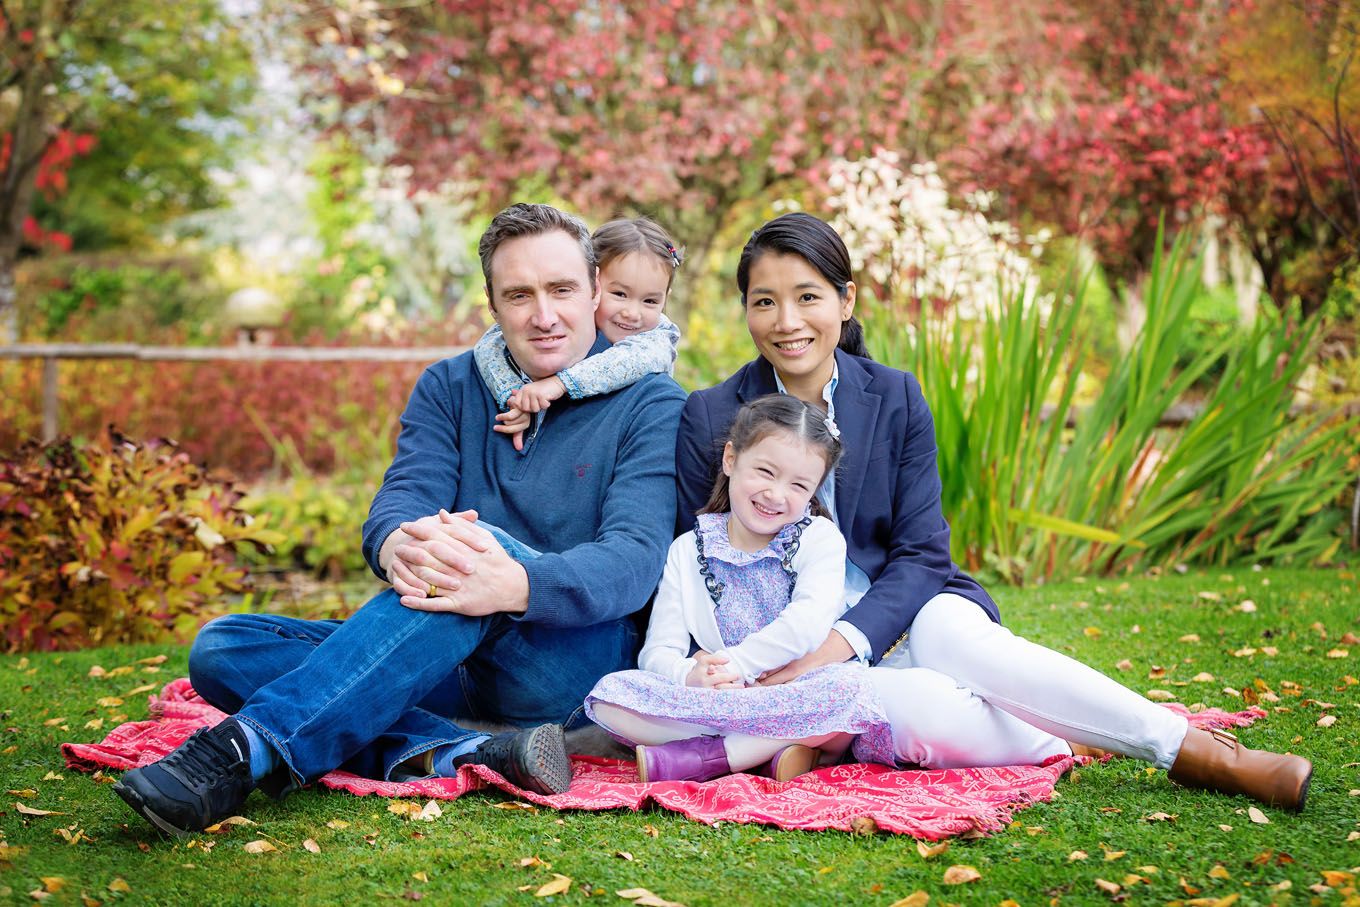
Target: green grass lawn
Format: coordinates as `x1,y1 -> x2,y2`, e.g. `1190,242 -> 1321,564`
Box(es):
3,567 -> 1358,906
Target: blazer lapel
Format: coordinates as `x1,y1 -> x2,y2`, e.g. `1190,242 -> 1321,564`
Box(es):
737,357 -> 779,404
832,350 -> 881,533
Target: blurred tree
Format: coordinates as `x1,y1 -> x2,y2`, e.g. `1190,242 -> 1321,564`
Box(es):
955,0 -> 1270,301
0,0 -> 255,340
1218,0 -> 1359,313
288,0 -> 978,322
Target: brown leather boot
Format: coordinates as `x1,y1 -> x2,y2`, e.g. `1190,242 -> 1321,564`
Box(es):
1167,727 -> 1312,811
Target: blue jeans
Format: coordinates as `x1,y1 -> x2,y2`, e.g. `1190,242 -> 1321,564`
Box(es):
188,525 -> 636,791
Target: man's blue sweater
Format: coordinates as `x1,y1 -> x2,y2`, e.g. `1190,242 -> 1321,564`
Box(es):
362,335 -> 687,628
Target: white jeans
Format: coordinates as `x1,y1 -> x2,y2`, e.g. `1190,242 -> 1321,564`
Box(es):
870,594 -> 1190,770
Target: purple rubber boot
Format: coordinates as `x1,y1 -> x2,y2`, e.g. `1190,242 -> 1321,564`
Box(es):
635,735 -> 730,784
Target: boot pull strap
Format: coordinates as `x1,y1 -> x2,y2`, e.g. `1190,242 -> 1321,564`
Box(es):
1208,728 -> 1238,746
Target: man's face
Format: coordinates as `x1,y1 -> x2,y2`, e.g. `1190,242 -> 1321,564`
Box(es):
488,230 -> 600,380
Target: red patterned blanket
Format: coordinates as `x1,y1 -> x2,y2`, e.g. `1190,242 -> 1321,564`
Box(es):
63,678 -> 1265,839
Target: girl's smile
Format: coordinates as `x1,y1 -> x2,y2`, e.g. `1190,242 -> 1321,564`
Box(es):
597,251 -> 671,344
721,432 -> 828,552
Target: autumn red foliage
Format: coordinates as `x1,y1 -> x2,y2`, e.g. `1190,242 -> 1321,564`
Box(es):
0,357 -> 426,477
0,130 -> 92,253
950,0 -> 1278,285
295,0 -> 977,314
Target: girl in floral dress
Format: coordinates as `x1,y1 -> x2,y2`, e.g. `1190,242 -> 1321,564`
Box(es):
586,395 -> 892,784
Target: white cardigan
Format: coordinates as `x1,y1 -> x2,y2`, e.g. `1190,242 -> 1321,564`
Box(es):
637,515 -> 848,686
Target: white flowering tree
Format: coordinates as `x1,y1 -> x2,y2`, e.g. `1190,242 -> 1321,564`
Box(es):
822,151 -> 1049,322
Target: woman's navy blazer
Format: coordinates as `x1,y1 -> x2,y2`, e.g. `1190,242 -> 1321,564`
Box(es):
676,349 -> 1000,663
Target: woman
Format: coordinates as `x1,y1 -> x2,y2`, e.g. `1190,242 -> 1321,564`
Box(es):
675,212 -> 1311,810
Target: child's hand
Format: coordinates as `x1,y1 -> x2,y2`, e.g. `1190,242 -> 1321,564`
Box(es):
686,651 -> 744,689
510,376 -> 566,413
494,406 -> 531,451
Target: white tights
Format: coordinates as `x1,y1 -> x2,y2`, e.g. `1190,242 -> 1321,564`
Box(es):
872,594 -> 1190,770
588,702 -> 853,772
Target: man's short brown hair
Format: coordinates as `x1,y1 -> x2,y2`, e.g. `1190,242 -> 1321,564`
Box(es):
478,203 -> 597,297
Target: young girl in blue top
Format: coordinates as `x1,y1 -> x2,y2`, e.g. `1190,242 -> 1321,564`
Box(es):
585,395 -> 892,784
475,217 -> 683,449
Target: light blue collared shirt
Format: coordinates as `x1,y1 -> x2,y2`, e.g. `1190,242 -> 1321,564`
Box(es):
773,365 -> 874,662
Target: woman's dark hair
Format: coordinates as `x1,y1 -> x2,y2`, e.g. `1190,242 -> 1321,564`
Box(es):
735,212 -> 871,359
698,394 -> 844,518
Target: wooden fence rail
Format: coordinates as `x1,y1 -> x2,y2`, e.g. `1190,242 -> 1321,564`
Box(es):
0,343 -> 470,443
3,342 -> 1357,547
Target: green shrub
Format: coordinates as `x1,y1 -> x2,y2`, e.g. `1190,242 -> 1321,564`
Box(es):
238,403 -> 393,580
867,228 -> 1354,584
0,432 -> 284,652
28,258 -> 221,342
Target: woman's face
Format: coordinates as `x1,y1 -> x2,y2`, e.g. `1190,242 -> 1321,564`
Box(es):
744,252 -> 855,397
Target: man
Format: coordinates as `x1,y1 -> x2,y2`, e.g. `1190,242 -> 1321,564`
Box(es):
114,204 -> 687,836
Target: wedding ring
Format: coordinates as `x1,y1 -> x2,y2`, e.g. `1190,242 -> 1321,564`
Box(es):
427,581 -> 438,597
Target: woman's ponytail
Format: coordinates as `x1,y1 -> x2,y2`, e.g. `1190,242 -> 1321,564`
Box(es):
838,315 -> 870,359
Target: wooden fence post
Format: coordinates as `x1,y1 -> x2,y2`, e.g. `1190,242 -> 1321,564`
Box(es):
42,355 -> 58,443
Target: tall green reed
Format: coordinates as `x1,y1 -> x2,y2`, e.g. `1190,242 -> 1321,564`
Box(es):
865,228 -> 1353,584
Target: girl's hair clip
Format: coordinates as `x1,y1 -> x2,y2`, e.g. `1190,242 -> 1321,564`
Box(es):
666,243 -> 681,269
824,416 -> 841,440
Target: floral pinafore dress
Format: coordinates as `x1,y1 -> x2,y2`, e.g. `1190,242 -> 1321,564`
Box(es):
585,513 -> 891,751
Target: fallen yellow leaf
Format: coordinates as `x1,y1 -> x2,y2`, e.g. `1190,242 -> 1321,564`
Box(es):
1318,714 -> 1338,728
242,840 -> 277,854
15,803 -> 62,817
96,697 -> 123,708
302,839 -> 320,853
1103,849 -> 1126,861
412,871 -> 429,883
9,789 -> 37,798
1321,870 -> 1356,887
1209,864 -> 1231,879
888,894 -> 929,907
941,864 -> 981,885
40,878 -> 66,893
1248,807 -> 1270,825
1191,672 -> 1215,682
1327,648 -> 1350,659
535,874 -> 572,897
325,820 -> 349,829
1068,850 -> 1089,861
1146,690 -> 1176,701
850,815 -> 879,835
107,878 -> 131,893
1115,659 -> 1133,671
1179,634 -> 1202,643
916,840 -> 948,859
618,886 -> 687,907
1084,626 -> 1102,638
519,856 -> 551,869
1094,878 -> 1121,895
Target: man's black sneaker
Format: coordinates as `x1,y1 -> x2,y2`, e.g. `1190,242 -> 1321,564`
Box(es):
113,717 -> 256,837
454,724 -> 572,795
